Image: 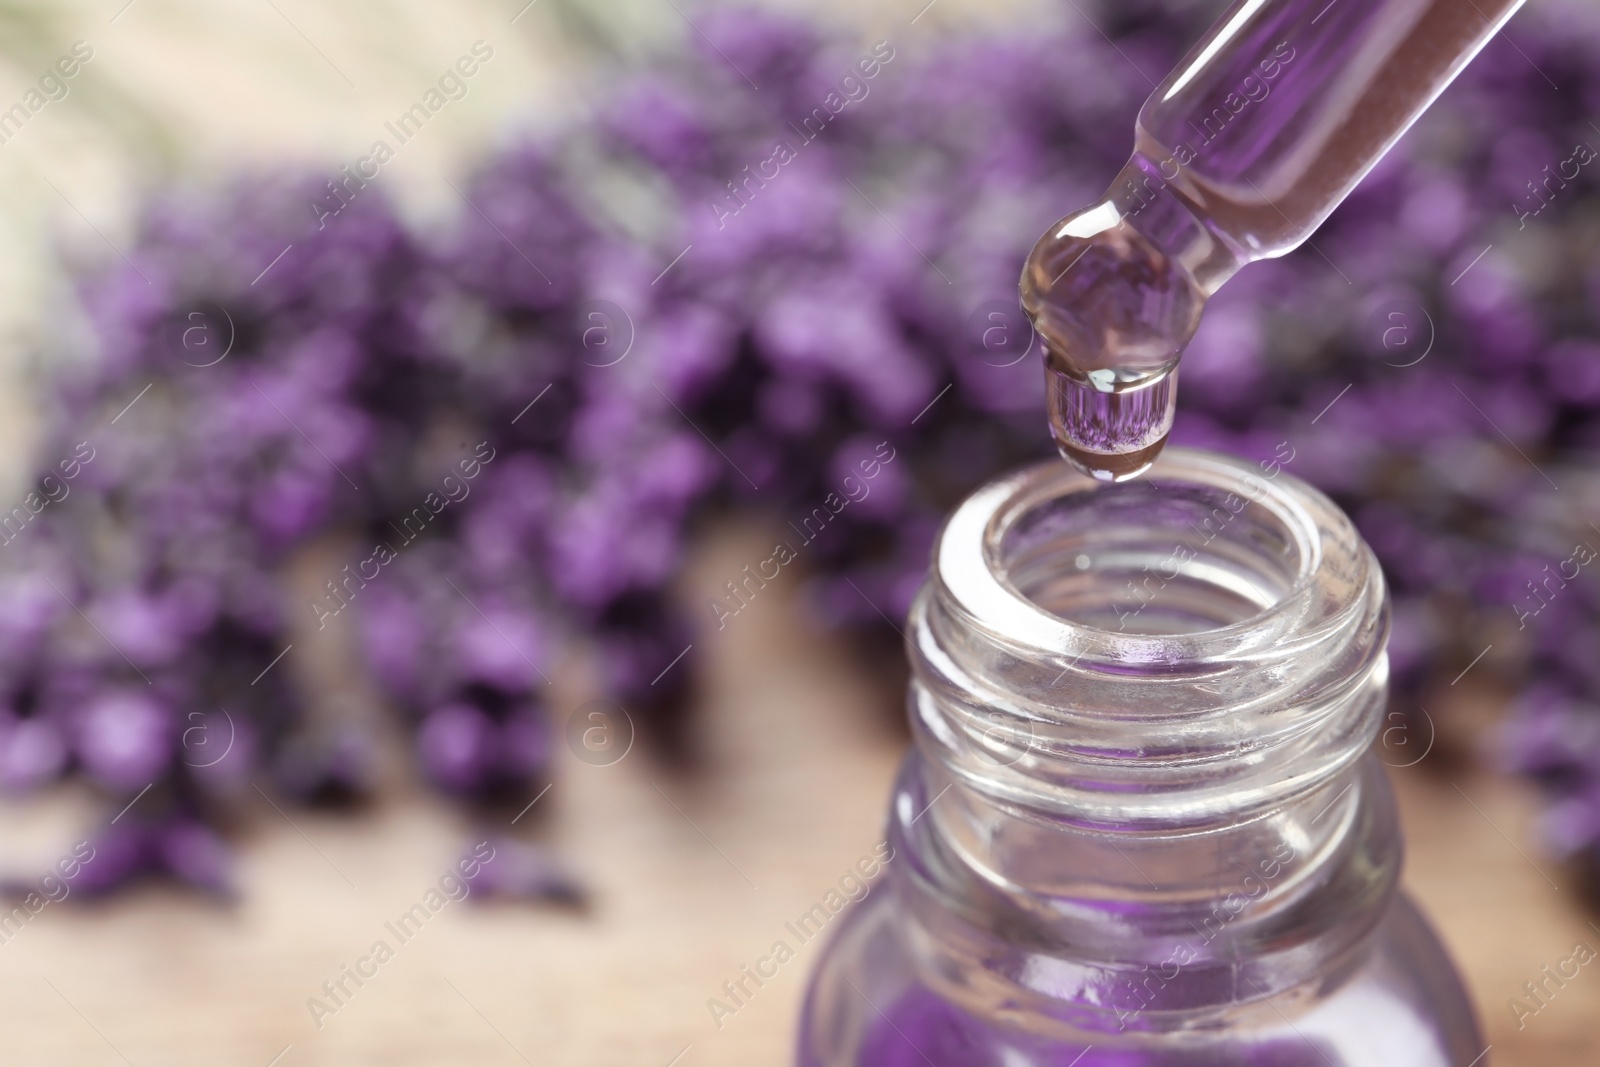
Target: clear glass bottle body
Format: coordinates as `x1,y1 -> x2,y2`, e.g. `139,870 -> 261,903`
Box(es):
796,449 -> 1484,1065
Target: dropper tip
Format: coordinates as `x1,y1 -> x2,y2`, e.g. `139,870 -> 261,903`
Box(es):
1054,433 -> 1168,484
1046,363 -> 1179,484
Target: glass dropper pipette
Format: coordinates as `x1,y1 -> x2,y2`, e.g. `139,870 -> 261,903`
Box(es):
1021,0 -> 1527,481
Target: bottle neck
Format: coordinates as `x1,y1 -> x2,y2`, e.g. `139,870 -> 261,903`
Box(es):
891,450 -> 1398,1033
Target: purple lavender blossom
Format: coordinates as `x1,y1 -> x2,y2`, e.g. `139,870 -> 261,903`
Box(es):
3,0 -> 1596,896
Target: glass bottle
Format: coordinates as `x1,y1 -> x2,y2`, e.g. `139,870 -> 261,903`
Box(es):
796,448 -> 1484,1065
1022,0 -> 1525,480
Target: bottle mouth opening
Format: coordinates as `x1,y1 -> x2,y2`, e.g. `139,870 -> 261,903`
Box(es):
936,448 -> 1345,668
916,446 -> 1386,817
996,465 -> 1306,635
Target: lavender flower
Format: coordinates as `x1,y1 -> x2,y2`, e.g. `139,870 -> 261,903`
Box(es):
4,1 -> 1596,896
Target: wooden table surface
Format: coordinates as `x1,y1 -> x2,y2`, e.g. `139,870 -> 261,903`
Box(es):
0,525 -> 1593,1066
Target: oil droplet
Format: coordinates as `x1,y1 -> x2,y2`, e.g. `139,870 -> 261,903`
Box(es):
1020,201 -> 1202,482
1046,362 -> 1177,482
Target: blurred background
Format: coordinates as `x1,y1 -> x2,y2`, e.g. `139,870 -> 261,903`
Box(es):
0,0 -> 1596,1063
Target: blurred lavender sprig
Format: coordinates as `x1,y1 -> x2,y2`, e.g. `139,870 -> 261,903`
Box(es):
6,1 -> 1600,895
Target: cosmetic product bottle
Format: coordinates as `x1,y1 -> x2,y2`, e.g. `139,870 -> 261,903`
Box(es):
797,449 -> 1485,1065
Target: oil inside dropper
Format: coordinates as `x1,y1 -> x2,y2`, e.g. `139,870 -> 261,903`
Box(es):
1021,201 -> 1204,482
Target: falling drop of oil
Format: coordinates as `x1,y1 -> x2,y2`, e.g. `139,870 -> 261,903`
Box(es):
1020,200 -> 1203,482
1046,363 -> 1178,482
